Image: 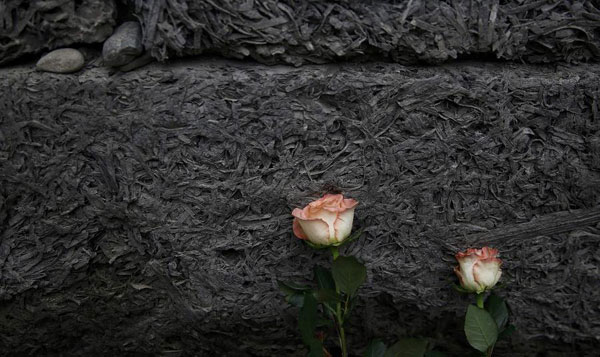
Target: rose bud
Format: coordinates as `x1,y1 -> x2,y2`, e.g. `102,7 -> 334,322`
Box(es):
454,247 -> 502,294
292,194 -> 358,246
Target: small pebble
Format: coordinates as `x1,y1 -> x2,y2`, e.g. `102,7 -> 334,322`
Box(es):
36,48 -> 85,73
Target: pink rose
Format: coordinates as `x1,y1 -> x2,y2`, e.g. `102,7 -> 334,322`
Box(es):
292,194 -> 358,246
454,247 -> 502,293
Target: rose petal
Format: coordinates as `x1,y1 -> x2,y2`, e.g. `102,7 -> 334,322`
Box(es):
333,208 -> 355,243
342,198 -> 359,209
292,207 -> 311,220
297,219 -> 331,245
454,266 -> 469,290
473,258 -> 502,289
456,255 -> 480,292
291,194 -> 359,246
307,208 -> 337,240
292,218 -> 307,240
308,194 -> 341,211
456,247 -> 500,260
455,247 -> 502,292
480,247 -> 499,259
316,194 -> 358,213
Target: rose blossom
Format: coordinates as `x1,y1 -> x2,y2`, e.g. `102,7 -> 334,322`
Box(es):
454,247 -> 502,294
292,194 -> 358,246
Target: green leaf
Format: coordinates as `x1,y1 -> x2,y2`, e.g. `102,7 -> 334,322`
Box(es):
332,256 -> 367,296
280,281 -> 311,291
278,281 -> 312,307
485,294 -> 508,329
307,338 -> 325,357
313,289 -> 343,303
278,281 -> 311,295
349,295 -> 359,310
364,339 -> 387,357
299,292 -> 318,345
464,305 -> 498,352
313,266 -> 337,315
314,266 -> 336,290
287,293 -> 305,307
384,338 -> 427,357
498,324 -> 516,340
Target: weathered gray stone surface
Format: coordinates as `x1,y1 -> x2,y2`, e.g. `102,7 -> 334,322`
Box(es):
36,48 -> 85,73
1,59 -> 599,356
102,21 -> 143,67
117,53 -> 154,72
0,0 -> 116,65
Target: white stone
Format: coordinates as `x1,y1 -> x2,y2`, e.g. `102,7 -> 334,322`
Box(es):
36,48 -> 85,73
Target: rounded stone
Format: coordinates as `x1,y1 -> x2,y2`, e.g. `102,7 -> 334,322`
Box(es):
102,21 -> 143,67
36,48 -> 85,73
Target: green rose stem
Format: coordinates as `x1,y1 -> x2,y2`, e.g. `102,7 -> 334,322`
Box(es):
476,293 -> 484,309
475,293 -> 494,357
331,246 -> 340,260
330,246 -> 348,357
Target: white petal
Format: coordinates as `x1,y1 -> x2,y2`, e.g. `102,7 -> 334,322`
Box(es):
307,209 -> 337,241
474,260 -> 502,289
334,208 -> 355,243
458,256 -> 480,292
492,269 -> 502,287
298,219 -> 331,245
